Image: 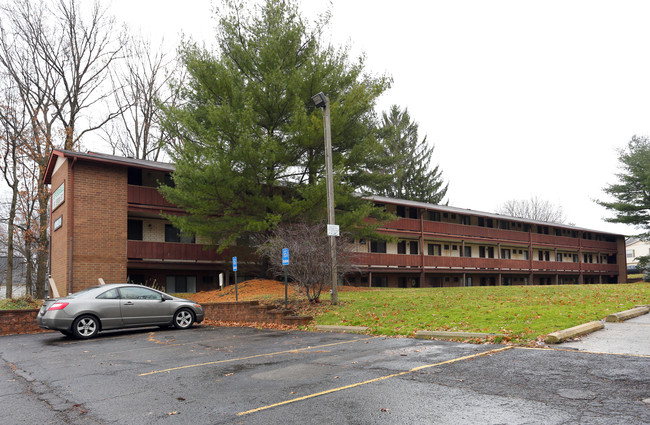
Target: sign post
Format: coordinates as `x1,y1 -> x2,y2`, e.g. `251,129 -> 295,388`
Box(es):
232,257 -> 238,301
282,248 -> 289,309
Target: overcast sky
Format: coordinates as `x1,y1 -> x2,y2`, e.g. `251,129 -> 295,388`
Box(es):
110,0 -> 650,236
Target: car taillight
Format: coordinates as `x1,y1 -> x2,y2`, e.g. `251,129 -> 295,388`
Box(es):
48,302 -> 69,311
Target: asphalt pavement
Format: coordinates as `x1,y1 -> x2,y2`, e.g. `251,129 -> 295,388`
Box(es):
0,325 -> 648,424
562,311 -> 650,356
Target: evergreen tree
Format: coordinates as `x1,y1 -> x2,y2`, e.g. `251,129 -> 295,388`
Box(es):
159,0 -> 392,248
375,105 -> 448,204
599,135 -> 650,233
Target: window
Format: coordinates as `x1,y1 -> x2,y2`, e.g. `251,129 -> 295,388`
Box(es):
371,240 -> 387,253
396,205 -> 406,218
166,276 -> 197,293
428,244 -> 441,255
479,246 -> 486,258
397,241 -> 407,254
460,215 -> 470,225
409,241 -> 418,255
487,246 -> 495,259
573,254 -> 579,262
626,249 -> 635,258
501,249 -> 511,259
96,288 -> 120,299
444,244 -> 450,250
409,208 -> 418,219
524,250 -> 529,260
127,167 -> 142,185
428,211 -> 441,221
119,286 -> 161,300
128,219 -> 143,241
499,221 -> 510,230
478,217 -> 485,227
372,276 -> 388,287
463,246 -> 471,257
556,253 -> 563,262
452,245 -> 458,250
165,224 -> 195,243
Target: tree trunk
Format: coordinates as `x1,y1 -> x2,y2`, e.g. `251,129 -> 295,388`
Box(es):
35,184 -> 49,299
5,182 -> 17,299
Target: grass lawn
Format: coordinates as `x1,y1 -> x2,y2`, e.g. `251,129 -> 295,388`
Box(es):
307,283 -> 650,344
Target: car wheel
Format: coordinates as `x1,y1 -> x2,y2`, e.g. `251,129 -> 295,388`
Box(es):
72,315 -> 99,339
173,308 -> 194,329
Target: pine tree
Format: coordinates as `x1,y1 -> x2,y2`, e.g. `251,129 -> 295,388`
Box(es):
159,0 -> 392,248
375,105 -> 448,204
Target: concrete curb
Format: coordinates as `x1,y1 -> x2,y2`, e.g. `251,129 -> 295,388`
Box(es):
606,306 -> 650,322
415,331 -> 506,340
544,321 -> 604,344
315,325 -> 369,333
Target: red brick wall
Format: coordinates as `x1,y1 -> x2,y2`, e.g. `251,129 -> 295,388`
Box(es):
50,158 -> 69,296
0,310 -> 45,335
71,161 -> 127,292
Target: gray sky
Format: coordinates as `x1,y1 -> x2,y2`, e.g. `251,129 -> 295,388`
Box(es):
111,0 -> 650,236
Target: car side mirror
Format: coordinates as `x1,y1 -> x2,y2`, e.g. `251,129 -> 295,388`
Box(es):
162,294 -> 173,301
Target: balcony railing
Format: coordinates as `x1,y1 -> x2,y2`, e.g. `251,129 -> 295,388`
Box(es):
352,252 -> 619,274
127,185 -> 176,208
381,218 -> 619,251
127,240 -> 253,262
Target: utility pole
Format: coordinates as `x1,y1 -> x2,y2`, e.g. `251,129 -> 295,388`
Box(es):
311,92 -> 338,305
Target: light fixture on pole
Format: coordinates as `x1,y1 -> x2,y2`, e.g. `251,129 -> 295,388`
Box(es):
311,91 -> 338,305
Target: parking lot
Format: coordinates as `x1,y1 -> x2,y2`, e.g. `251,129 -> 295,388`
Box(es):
1,325 -> 648,424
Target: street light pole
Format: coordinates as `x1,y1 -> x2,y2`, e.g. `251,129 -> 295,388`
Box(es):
311,92 -> 338,305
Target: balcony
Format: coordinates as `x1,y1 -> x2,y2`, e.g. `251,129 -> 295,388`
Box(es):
381,218 -> 619,251
353,252 -> 620,274
127,185 -> 176,208
127,240 -> 254,262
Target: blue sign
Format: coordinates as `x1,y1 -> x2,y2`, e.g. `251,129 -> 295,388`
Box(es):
282,248 -> 289,266
232,256 -> 238,271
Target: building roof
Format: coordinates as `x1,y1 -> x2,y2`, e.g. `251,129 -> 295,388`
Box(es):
42,150 -> 623,237
365,195 -> 623,237
43,149 -> 174,184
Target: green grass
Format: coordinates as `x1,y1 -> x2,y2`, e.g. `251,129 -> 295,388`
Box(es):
0,296 -> 41,310
309,283 -> 650,344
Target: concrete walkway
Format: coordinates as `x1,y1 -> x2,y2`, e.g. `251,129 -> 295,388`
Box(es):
561,312 -> 650,356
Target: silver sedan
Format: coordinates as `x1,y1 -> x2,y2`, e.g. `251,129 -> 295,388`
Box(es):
37,284 -> 204,339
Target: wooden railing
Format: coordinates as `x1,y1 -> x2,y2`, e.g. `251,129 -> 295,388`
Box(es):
127,240 -> 253,262
382,218 -> 619,251
127,185 -> 176,208
352,252 -> 619,273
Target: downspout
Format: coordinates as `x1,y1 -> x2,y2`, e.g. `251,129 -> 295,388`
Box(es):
67,157 -> 77,295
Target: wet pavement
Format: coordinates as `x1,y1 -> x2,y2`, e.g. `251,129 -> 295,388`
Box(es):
562,311 -> 650,356
1,325 -> 648,424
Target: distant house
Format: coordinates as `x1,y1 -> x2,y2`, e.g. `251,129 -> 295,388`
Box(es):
0,256 -> 28,298
42,149 -> 627,296
625,238 -> 650,273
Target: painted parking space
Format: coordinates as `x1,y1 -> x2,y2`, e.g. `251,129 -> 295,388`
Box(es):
1,326 -> 648,424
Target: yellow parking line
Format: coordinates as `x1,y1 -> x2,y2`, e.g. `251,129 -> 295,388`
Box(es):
139,336 -> 379,376
517,346 -> 650,358
237,346 -> 513,416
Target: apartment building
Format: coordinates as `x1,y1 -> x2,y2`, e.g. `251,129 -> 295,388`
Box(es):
43,149 -> 626,295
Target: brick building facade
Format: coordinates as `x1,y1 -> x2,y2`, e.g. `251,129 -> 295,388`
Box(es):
43,150 -> 626,295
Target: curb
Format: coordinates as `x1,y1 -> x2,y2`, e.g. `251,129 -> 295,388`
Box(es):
606,306 -> 650,322
544,321 -> 604,344
415,331 -> 506,340
315,325 -> 369,333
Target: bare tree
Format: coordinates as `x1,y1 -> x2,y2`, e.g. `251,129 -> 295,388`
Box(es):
257,223 -> 355,303
0,0 -> 125,297
104,36 -> 181,160
0,84 -> 29,298
497,196 -> 568,224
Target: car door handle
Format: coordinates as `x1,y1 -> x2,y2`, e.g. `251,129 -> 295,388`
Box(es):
123,301 -> 134,306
